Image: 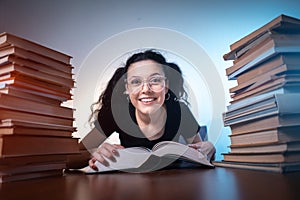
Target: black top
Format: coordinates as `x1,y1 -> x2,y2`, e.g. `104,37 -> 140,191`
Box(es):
96,100 -> 200,149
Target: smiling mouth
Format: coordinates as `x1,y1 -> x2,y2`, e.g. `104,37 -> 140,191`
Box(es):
139,97 -> 157,103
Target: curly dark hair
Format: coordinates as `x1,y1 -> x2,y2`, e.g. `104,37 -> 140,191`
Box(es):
89,49 -> 188,126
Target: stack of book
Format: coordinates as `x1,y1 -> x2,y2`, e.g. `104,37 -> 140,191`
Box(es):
0,32 -> 80,182
214,14 -> 300,173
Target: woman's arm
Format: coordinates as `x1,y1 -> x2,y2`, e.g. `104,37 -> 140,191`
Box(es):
186,133 -> 202,144
80,127 -> 107,150
66,127 -> 107,169
81,127 -> 125,171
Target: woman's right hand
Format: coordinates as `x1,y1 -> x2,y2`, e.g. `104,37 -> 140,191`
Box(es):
89,143 -> 124,171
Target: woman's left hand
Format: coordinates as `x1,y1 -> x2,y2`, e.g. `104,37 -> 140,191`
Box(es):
188,141 -> 216,161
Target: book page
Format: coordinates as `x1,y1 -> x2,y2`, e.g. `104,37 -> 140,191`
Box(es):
86,147 -> 151,173
152,141 -> 213,167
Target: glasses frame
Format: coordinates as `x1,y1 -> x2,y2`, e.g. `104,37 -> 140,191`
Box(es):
125,75 -> 167,94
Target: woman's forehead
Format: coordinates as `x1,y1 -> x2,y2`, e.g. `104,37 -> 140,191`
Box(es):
127,60 -> 165,77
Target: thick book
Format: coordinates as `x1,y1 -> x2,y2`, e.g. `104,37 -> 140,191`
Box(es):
0,119 -> 75,137
223,93 -> 300,126
0,72 -> 72,95
230,75 -> 300,103
0,162 -> 66,178
0,61 -> 74,88
0,84 -> 62,105
229,126 -> 300,146
0,55 -> 73,78
0,80 -> 71,101
0,32 -> 72,64
0,169 -> 63,183
0,75 -> 72,99
0,135 -> 79,157
222,152 -> 300,163
225,14 -> 300,59
0,93 -> 74,119
0,45 -> 72,74
0,108 -> 74,126
230,64 -> 300,94
230,114 -> 300,135
226,36 -> 300,80
229,142 -> 300,154
0,154 -> 67,165
84,141 -> 214,173
227,86 -> 300,111
0,126 -> 74,137
233,34 -> 300,64
236,53 -> 300,85
213,160 -> 300,173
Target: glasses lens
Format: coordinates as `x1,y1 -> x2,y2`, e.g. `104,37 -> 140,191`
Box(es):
127,77 -> 142,93
126,76 -> 166,94
149,76 -> 165,92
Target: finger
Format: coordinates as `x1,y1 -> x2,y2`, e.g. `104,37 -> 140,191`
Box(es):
113,144 -> 125,149
89,157 -> 98,171
102,143 -> 121,157
188,143 -> 198,149
99,146 -> 117,162
92,151 -> 110,166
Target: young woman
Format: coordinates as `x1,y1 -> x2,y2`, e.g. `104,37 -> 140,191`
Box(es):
80,49 -> 215,171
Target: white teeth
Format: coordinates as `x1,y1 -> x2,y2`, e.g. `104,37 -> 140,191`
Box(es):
140,98 -> 154,102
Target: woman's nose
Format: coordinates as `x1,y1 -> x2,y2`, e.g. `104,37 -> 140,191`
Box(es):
141,82 -> 151,92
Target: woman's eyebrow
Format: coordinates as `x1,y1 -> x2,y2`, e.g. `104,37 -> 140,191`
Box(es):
150,73 -> 163,76
128,73 -> 164,79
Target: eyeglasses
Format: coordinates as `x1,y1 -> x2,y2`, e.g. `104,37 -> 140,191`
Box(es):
126,75 -> 167,94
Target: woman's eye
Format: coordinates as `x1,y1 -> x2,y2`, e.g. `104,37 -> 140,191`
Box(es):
150,77 -> 162,83
130,79 -> 142,85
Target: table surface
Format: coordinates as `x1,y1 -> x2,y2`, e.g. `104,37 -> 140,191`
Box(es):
1,166 -> 300,200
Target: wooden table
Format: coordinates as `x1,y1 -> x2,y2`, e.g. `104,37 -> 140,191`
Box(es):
1,167 -> 299,200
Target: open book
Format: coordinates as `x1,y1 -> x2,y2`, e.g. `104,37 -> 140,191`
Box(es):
84,141 -> 214,173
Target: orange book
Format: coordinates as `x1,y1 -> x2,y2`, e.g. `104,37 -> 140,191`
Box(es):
0,135 -> 79,157
0,93 -> 74,119
0,169 -> 64,183
0,84 -> 63,105
0,32 -> 72,64
0,119 -> 75,137
0,62 -> 74,88
0,72 -> 72,95
0,78 -> 72,101
0,108 -> 74,126
0,55 -> 73,78
222,152 -> 300,163
0,45 -> 72,74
